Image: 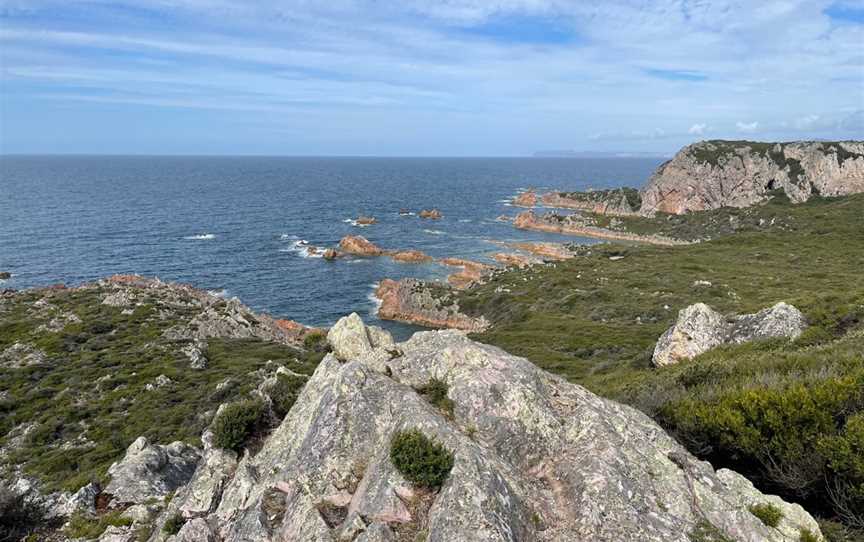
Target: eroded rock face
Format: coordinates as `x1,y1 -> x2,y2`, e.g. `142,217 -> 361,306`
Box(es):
438,258 -> 495,289
540,188 -> 640,216
653,302 -> 807,366
375,278 -> 489,332
146,315 -> 821,542
512,190 -> 538,207
326,312 -> 394,362
105,437 -> 201,506
640,140 -> 864,215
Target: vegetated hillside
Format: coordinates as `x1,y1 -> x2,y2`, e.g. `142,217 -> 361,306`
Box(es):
0,279 -> 326,496
457,193 -> 864,537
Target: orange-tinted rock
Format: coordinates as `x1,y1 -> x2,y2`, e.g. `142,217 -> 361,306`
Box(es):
509,242 -> 573,261
356,216 -> 377,225
513,210 -> 687,246
375,278 -> 488,332
323,248 -> 339,260
439,257 -> 495,289
513,190 -> 537,207
419,209 -> 442,219
391,250 -> 433,263
493,252 -> 539,268
338,235 -> 385,256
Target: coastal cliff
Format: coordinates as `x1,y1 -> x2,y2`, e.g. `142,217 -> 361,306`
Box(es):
640,140 -> 864,214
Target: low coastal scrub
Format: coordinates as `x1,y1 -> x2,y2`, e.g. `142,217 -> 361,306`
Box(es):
390,429 -> 454,489
0,285 -> 325,493
457,194 -> 864,532
65,510 -> 132,539
0,487 -> 46,542
162,512 -> 186,535
270,372 -> 308,420
212,399 -> 266,452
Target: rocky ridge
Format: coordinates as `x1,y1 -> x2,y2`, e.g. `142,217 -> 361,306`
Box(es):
640,140 -> 864,215
128,314 -> 823,542
375,278 -> 489,332
652,302 -> 808,366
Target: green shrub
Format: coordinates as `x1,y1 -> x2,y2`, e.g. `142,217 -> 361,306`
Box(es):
799,528 -> 821,542
749,502 -> 783,528
212,399 -> 265,452
390,429 -> 454,489
415,378 -> 455,418
688,519 -> 734,542
303,331 -> 327,351
0,488 -> 46,542
162,512 -> 186,535
270,373 -> 307,419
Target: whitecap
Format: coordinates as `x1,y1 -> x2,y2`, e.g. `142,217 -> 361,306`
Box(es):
367,282 -> 383,314
207,288 -> 228,298
184,233 -> 215,240
282,239 -> 323,258
423,229 -> 445,235
280,233 -> 299,240
458,219 -> 472,223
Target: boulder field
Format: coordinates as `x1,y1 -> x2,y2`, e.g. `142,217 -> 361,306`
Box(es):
93,314 -> 822,542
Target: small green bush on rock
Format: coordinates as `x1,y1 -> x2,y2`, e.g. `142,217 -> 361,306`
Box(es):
162,512 -> 186,535
415,378 -> 455,418
749,502 -> 783,528
270,373 -> 307,419
390,428 -> 454,489
212,399 -> 265,453
799,527 -> 821,542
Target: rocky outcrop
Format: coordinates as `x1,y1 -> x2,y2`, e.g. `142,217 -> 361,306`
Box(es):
419,209 -> 442,219
144,315 -> 821,542
513,210 -> 688,246
356,216 -> 377,225
439,258 -> 495,289
375,278 -> 489,332
512,190 -> 538,207
492,252 -> 541,267
326,312 -> 394,362
652,302 -> 808,366
507,242 -> 573,261
0,342 -> 48,368
640,140 -> 864,215
338,235 -> 385,256
541,188 -> 640,216
390,250 -> 433,263
104,437 -> 201,506
0,271 -> 11,280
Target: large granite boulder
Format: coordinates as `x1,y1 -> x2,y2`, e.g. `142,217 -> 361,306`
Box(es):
640,140 -> 864,215
105,437 -> 201,506
146,315 -> 820,542
653,302 -> 808,366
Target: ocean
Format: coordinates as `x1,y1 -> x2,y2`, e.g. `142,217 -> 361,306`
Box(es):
0,156 -> 663,334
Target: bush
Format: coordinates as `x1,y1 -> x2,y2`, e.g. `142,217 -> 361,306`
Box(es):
270,373 -> 307,419
162,512 -> 186,535
415,378 -> 455,418
799,528 -> 820,542
65,510 -> 132,539
303,331 -> 327,351
212,399 -> 265,452
0,488 -> 45,542
749,502 -> 783,528
390,429 -> 454,489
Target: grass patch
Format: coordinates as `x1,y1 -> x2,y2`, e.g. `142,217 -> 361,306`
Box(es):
65,510 -> 132,539
390,429 -> 454,490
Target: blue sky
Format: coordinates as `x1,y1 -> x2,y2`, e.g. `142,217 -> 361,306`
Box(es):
0,0 -> 862,155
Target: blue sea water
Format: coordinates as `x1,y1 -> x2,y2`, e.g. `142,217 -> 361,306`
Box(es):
0,156 -> 662,334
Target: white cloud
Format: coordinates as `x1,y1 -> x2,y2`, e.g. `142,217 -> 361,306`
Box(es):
688,123 -> 707,135
736,121 -> 760,133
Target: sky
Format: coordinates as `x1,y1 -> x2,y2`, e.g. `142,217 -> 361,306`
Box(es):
0,0 -> 862,156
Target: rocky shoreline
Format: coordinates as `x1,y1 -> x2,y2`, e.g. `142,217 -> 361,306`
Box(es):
513,209 -> 690,246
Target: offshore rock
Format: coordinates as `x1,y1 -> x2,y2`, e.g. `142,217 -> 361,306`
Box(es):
105,437 -> 201,506
640,140 -> 864,215
338,235 -> 385,256
390,249 -> 433,263
512,190 -> 538,207
375,278 -> 489,332
653,302 -> 807,366
418,208 -> 442,219
146,315 -> 821,542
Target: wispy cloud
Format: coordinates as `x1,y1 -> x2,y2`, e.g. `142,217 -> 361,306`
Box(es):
0,0 -> 862,154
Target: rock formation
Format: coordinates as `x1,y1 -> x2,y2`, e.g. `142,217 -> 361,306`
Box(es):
0,271 -> 11,280
390,250 -> 433,263
439,258 -> 494,289
338,235 -> 385,256
375,278 -> 489,332
652,302 -> 808,366
104,437 -> 201,507
419,209 -> 442,219
540,188 -> 640,216
513,210 -> 688,246
140,315 -> 820,542
492,252 -> 541,267
512,190 -> 538,207
640,140 -> 864,215
507,242 -> 573,261
356,216 -> 377,225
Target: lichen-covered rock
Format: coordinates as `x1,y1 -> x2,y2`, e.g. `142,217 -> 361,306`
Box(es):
326,312 -> 394,362
640,140 -> 864,215
653,302 -> 808,366
0,342 -> 47,368
105,437 -> 201,506
182,340 -> 208,370
147,315 -> 820,542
